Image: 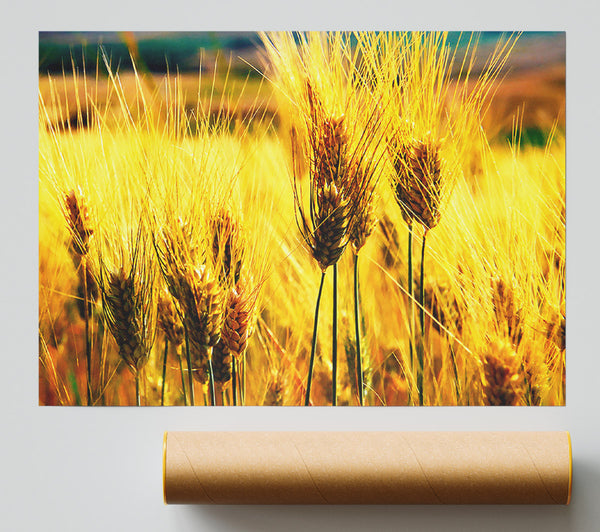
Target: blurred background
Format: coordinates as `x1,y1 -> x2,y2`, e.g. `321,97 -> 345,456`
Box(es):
39,31 -> 565,146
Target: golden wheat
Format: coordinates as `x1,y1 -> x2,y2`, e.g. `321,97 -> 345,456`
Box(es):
38,32 -> 565,407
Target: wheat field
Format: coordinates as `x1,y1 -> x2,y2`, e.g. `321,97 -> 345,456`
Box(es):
38,32 -> 565,406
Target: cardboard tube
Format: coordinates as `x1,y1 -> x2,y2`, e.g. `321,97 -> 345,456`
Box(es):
163,431 -> 571,505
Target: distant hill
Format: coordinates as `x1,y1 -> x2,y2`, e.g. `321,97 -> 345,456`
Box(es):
39,31 -> 262,74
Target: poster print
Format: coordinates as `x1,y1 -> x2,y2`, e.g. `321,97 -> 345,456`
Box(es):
39,32 -> 565,406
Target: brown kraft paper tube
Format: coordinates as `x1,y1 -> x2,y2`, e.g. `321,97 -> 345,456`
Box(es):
163,431 -> 572,505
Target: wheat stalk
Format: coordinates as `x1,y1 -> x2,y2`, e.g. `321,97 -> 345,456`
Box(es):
155,219 -> 203,405
100,258 -> 155,406
297,120 -> 352,405
263,32 -> 389,406
178,264 -> 224,405
349,166 -> 378,406
210,209 -> 245,285
157,288 -> 184,405
63,189 -> 95,405
221,280 -> 256,405
389,132 -> 445,405
491,276 -> 524,348
289,83 -> 354,406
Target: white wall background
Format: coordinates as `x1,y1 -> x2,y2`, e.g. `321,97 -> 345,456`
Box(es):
2,1 -> 599,530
